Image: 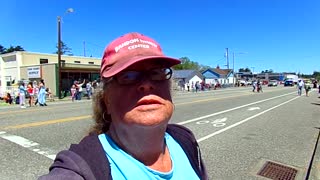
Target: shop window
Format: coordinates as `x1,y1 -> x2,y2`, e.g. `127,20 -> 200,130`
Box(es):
88,62 -> 94,64
40,58 -> 48,64
74,61 -> 80,63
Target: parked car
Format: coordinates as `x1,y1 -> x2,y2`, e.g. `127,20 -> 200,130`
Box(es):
284,80 -> 294,86
268,80 -> 278,87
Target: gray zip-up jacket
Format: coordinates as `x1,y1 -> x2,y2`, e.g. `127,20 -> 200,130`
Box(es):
39,124 -> 208,180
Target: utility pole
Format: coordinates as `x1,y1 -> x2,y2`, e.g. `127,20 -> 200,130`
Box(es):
83,41 -> 86,57
57,16 -> 62,99
225,48 -> 229,69
233,52 -> 235,86
251,66 -> 255,79
251,67 -> 255,74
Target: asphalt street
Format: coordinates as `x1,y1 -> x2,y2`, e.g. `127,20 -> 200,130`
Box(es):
0,86 -> 320,180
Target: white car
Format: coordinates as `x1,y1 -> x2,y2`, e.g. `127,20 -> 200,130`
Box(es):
268,80 -> 278,87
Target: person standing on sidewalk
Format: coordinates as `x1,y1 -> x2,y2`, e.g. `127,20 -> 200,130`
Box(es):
70,84 -> 76,102
37,79 -> 47,106
75,79 -> 85,101
86,80 -> 92,100
18,82 -> 26,108
27,82 -> 34,107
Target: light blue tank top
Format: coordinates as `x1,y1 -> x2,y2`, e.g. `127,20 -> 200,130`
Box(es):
98,132 -> 200,180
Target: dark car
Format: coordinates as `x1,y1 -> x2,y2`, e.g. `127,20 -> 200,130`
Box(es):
284,80 -> 294,86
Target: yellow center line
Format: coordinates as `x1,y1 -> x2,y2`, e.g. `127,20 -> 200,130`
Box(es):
0,104 -> 88,115
2,115 -> 91,130
0,107 -> 56,115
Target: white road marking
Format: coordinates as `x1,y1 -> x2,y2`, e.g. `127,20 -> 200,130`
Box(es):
212,118 -> 227,127
177,91 -> 296,125
248,107 -> 261,111
196,118 -> 228,127
197,96 -> 300,142
0,132 -> 56,160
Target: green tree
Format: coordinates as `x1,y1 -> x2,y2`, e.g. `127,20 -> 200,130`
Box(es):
261,69 -> 273,73
313,71 -> 320,81
14,45 -> 25,51
5,45 -> 16,53
239,68 -> 251,72
0,45 -> 25,54
173,57 -> 201,70
0,45 -> 6,54
55,41 -> 72,55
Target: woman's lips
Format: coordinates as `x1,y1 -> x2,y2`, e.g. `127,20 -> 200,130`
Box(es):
136,99 -> 162,106
135,99 -> 163,110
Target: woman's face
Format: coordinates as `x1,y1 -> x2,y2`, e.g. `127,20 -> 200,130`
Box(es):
104,60 -> 174,128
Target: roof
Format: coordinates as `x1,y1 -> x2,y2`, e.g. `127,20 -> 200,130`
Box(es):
172,70 -> 203,80
211,68 -> 232,76
201,68 -> 233,78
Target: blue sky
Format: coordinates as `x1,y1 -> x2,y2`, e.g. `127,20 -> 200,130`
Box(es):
1,0 -> 319,74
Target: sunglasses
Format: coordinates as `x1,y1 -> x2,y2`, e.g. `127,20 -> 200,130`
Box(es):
107,67 -> 173,85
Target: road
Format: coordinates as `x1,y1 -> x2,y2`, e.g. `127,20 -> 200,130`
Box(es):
0,86 -> 320,179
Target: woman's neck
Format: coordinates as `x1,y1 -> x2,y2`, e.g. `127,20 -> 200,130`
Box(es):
107,124 -> 172,171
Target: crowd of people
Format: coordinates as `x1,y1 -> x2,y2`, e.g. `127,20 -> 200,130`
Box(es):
70,79 -> 99,102
16,79 -> 48,108
0,78 -> 101,107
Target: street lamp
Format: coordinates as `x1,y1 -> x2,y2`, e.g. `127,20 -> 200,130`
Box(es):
57,8 -> 74,99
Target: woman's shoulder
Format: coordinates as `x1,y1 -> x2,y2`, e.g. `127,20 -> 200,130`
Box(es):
39,149 -> 95,180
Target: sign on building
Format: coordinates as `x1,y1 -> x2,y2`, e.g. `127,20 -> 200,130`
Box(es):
27,66 -> 41,78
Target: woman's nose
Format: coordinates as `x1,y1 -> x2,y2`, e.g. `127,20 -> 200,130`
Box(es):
137,78 -> 155,92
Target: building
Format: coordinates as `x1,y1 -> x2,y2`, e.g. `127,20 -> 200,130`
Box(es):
0,51 -> 101,97
201,68 -> 234,85
172,70 -> 204,90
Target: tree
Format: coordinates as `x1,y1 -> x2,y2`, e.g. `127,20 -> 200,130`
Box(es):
313,71 -> 320,81
14,45 -> 25,51
173,57 -> 201,70
5,45 -> 16,53
261,69 -> 274,73
0,45 -> 6,54
0,45 -> 25,54
239,68 -> 251,73
55,41 -> 72,55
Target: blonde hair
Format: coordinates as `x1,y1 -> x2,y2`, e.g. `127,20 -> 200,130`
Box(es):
89,81 -> 111,134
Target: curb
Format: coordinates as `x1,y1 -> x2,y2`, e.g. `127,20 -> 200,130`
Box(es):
309,129 -> 320,180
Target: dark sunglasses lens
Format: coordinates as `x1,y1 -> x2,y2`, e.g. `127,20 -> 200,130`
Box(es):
150,68 -> 172,81
117,71 -> 141,84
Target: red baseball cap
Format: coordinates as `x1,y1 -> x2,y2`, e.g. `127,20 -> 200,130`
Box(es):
100,32 -> 181,78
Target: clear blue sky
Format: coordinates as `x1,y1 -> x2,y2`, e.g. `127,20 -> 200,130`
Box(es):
1,0 -> 319,74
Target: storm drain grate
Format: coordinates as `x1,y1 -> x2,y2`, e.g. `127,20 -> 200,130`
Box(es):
257,161 -> 298,180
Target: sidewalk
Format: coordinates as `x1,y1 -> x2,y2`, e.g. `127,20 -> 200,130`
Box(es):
0,97 -> 91,109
